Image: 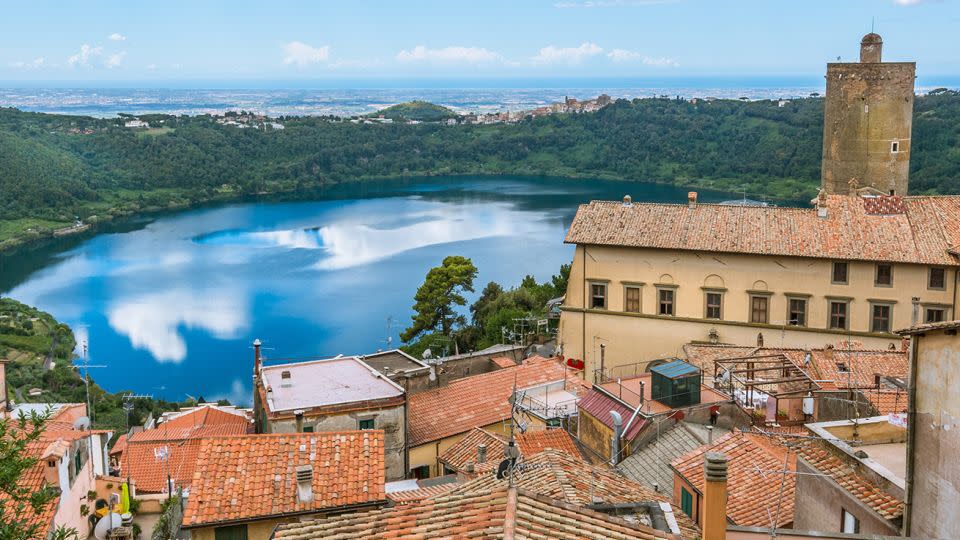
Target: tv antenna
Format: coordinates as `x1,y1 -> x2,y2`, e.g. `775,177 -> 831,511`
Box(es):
71,340 -> 107,424
382,316 -> 400,349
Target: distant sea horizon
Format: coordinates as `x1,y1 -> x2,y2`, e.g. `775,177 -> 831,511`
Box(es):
2,74 -> 958,118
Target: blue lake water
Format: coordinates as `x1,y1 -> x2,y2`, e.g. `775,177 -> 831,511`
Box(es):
0,177 -> 738,403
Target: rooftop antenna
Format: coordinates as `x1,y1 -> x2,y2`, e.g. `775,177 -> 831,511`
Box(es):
871,16 -> 876,34
71,340 -> 107,424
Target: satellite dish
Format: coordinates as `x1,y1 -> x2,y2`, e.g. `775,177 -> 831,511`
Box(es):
94,513 -> 123,540
73,416 -> 91,430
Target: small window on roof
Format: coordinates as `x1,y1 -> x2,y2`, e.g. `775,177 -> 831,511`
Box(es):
890,141 -> 899,154
836,362 -> 849,373
281,371 -> 291,379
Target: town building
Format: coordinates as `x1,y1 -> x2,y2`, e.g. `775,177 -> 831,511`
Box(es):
671,430 -> 796,529
406,356 -> 588,478
618,421 -> 729,494
897,320 -> 960,539
252,350 -> 407,480
558,35 -> 957,381
182,431 -> 387,540
577,360 -> 735,463
113,404 -> 251,493
2,403 -> 113,538
792,417 -> 905,536
437,426 -> 584,476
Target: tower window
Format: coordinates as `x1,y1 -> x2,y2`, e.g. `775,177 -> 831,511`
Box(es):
890,141 -> 899,153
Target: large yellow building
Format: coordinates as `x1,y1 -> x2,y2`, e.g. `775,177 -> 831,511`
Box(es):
558,35 -> 960,382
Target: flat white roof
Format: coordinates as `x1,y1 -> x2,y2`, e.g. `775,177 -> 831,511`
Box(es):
262,356 -> 404,413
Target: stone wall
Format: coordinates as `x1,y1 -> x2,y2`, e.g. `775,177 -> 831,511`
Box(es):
793,457 -> 900,535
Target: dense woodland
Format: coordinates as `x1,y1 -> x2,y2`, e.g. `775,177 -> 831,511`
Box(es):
1,90 -> 960,248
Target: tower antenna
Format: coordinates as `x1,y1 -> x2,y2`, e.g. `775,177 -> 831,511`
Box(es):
871,16 -> 875,34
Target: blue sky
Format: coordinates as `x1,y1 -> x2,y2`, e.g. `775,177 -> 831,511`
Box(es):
1,0 -> 957,83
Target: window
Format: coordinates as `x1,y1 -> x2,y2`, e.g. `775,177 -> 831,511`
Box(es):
832,262 -> 848,284
926,308 -> 946,323
680,487 -> 694,518
890,141 -> 900,153
624,286 -> 641,313
788,298 -> 807,326
215,525 -> 248,540
658,289 -> 675,316
875,264 -> 893,287
871,304 -> 892,333
705,292 -> 722,319
829,301 -> 848,330
302,425 -> 314,433
358,418 -> 375,430
750,296 -> 769,324
590,283 -> 607,309
841,509 -> 860,534
836,362 -> 849,373
411,465 -> 430,480
929,267 -> 946,290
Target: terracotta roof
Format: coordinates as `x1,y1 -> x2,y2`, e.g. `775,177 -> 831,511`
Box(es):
565,195 -> 960,265
897,319 -> 960,335
440,427 -> 584,475
671,431 -> 795,528
119,406 -> 252,492
386,483 -> 458,503
683,344 -> 907,390
407,357 -> 587,446
273,487 -> 682,540
182,431 -> 386,528
452,449 -> 699,539
1,441 -> 57,539
578,389 -> 648,441
794,439 -> 903,521
491,356 -> 518,369
863,389 -> 909,415
109,433 -> 128,456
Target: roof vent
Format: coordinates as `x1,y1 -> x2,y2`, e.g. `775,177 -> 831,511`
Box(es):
295,464 -> 314,504
623,194 -> 633,207
477,444 -> 487,464
281,370 -> 292,388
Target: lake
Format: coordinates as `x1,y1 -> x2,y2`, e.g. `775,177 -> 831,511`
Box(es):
0,176 -> 736,403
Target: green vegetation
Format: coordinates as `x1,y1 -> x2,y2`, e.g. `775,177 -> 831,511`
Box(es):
0,297 -> 197,435
369,101 -> 458,122
400,256 -> 478,343
401,260 -> 569,357
3,90 -> 960,250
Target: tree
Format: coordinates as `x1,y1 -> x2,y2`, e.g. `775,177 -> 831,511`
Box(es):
0,410 -> 61,540
401,256 -> 478,343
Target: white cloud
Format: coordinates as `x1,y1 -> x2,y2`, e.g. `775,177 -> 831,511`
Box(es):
282,41 -> 331,66
105,51 -> 126,69
607,49 -> 677,66
67,44 -> 102,67
893,0 -> 925,4
532,42 -> 603,65
396,45 -> 500,64
146,63 -> 157,70
109,33 -> 127,41
554,0 -> 674,7
10,57 -> 45,69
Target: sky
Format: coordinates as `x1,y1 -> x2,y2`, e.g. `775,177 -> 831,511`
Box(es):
1,0 -> 958,84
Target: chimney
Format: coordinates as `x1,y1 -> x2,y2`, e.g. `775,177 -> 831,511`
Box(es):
294,410 -> 304,432
477,444 -> 487,464
911,297 -> 920,326
874,374 -> 882,389
609,410 -> 623,465
756,332 -> 764,347
253,338 -> 262,374
706,425 -> 714,444
43,455 -> 61,487
688,191 -> 698,208
815,189 -> 829,218
639,381 -> 645,405
702,452 -> 728,540
623,194 -> 633,207
295,464 -> 314,504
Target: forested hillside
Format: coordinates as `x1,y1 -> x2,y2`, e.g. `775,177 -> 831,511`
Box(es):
2,90 -> 959,249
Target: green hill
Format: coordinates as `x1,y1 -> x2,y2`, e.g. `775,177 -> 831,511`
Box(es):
369,101 -> 458,122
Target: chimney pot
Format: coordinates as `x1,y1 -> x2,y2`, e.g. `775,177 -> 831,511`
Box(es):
757,332 -> 764,347
704,452 -> 728,482
295,464 -> 314,504
477,443 -> 488,464
623,194 -> 632,206
688,191 -> 698,208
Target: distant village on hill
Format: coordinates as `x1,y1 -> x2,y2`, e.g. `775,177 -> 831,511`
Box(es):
3,32 -> 960,540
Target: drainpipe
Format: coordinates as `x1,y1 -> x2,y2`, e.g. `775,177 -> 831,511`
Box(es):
600,343 -> 606,383
903,331 -> 919,536
609,411 -> 623,465
582,246 -> 587,381
911,297 -> 920,326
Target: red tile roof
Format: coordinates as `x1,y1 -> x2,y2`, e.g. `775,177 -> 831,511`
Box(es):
2,441 -> 58,539
451,449 -> 700,539
671,431 -> 795,528
274,487 -> 682,540
794,440 -> 903,521
863,389 -> 909,415
516,428 -> 581,458
386,483 -> 458,503
119,406 -> 252,493
109,433 -> 128,456
897,319 -> 960,335
491,356 -> 518,369
182,431 -> 386,528
565,195 -> 960,265
407,357 -> 586,446
439,427 -> 584,474
578,389 -> 648,441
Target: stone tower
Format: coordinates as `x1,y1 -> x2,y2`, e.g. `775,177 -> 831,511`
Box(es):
821,33 -> 916,195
